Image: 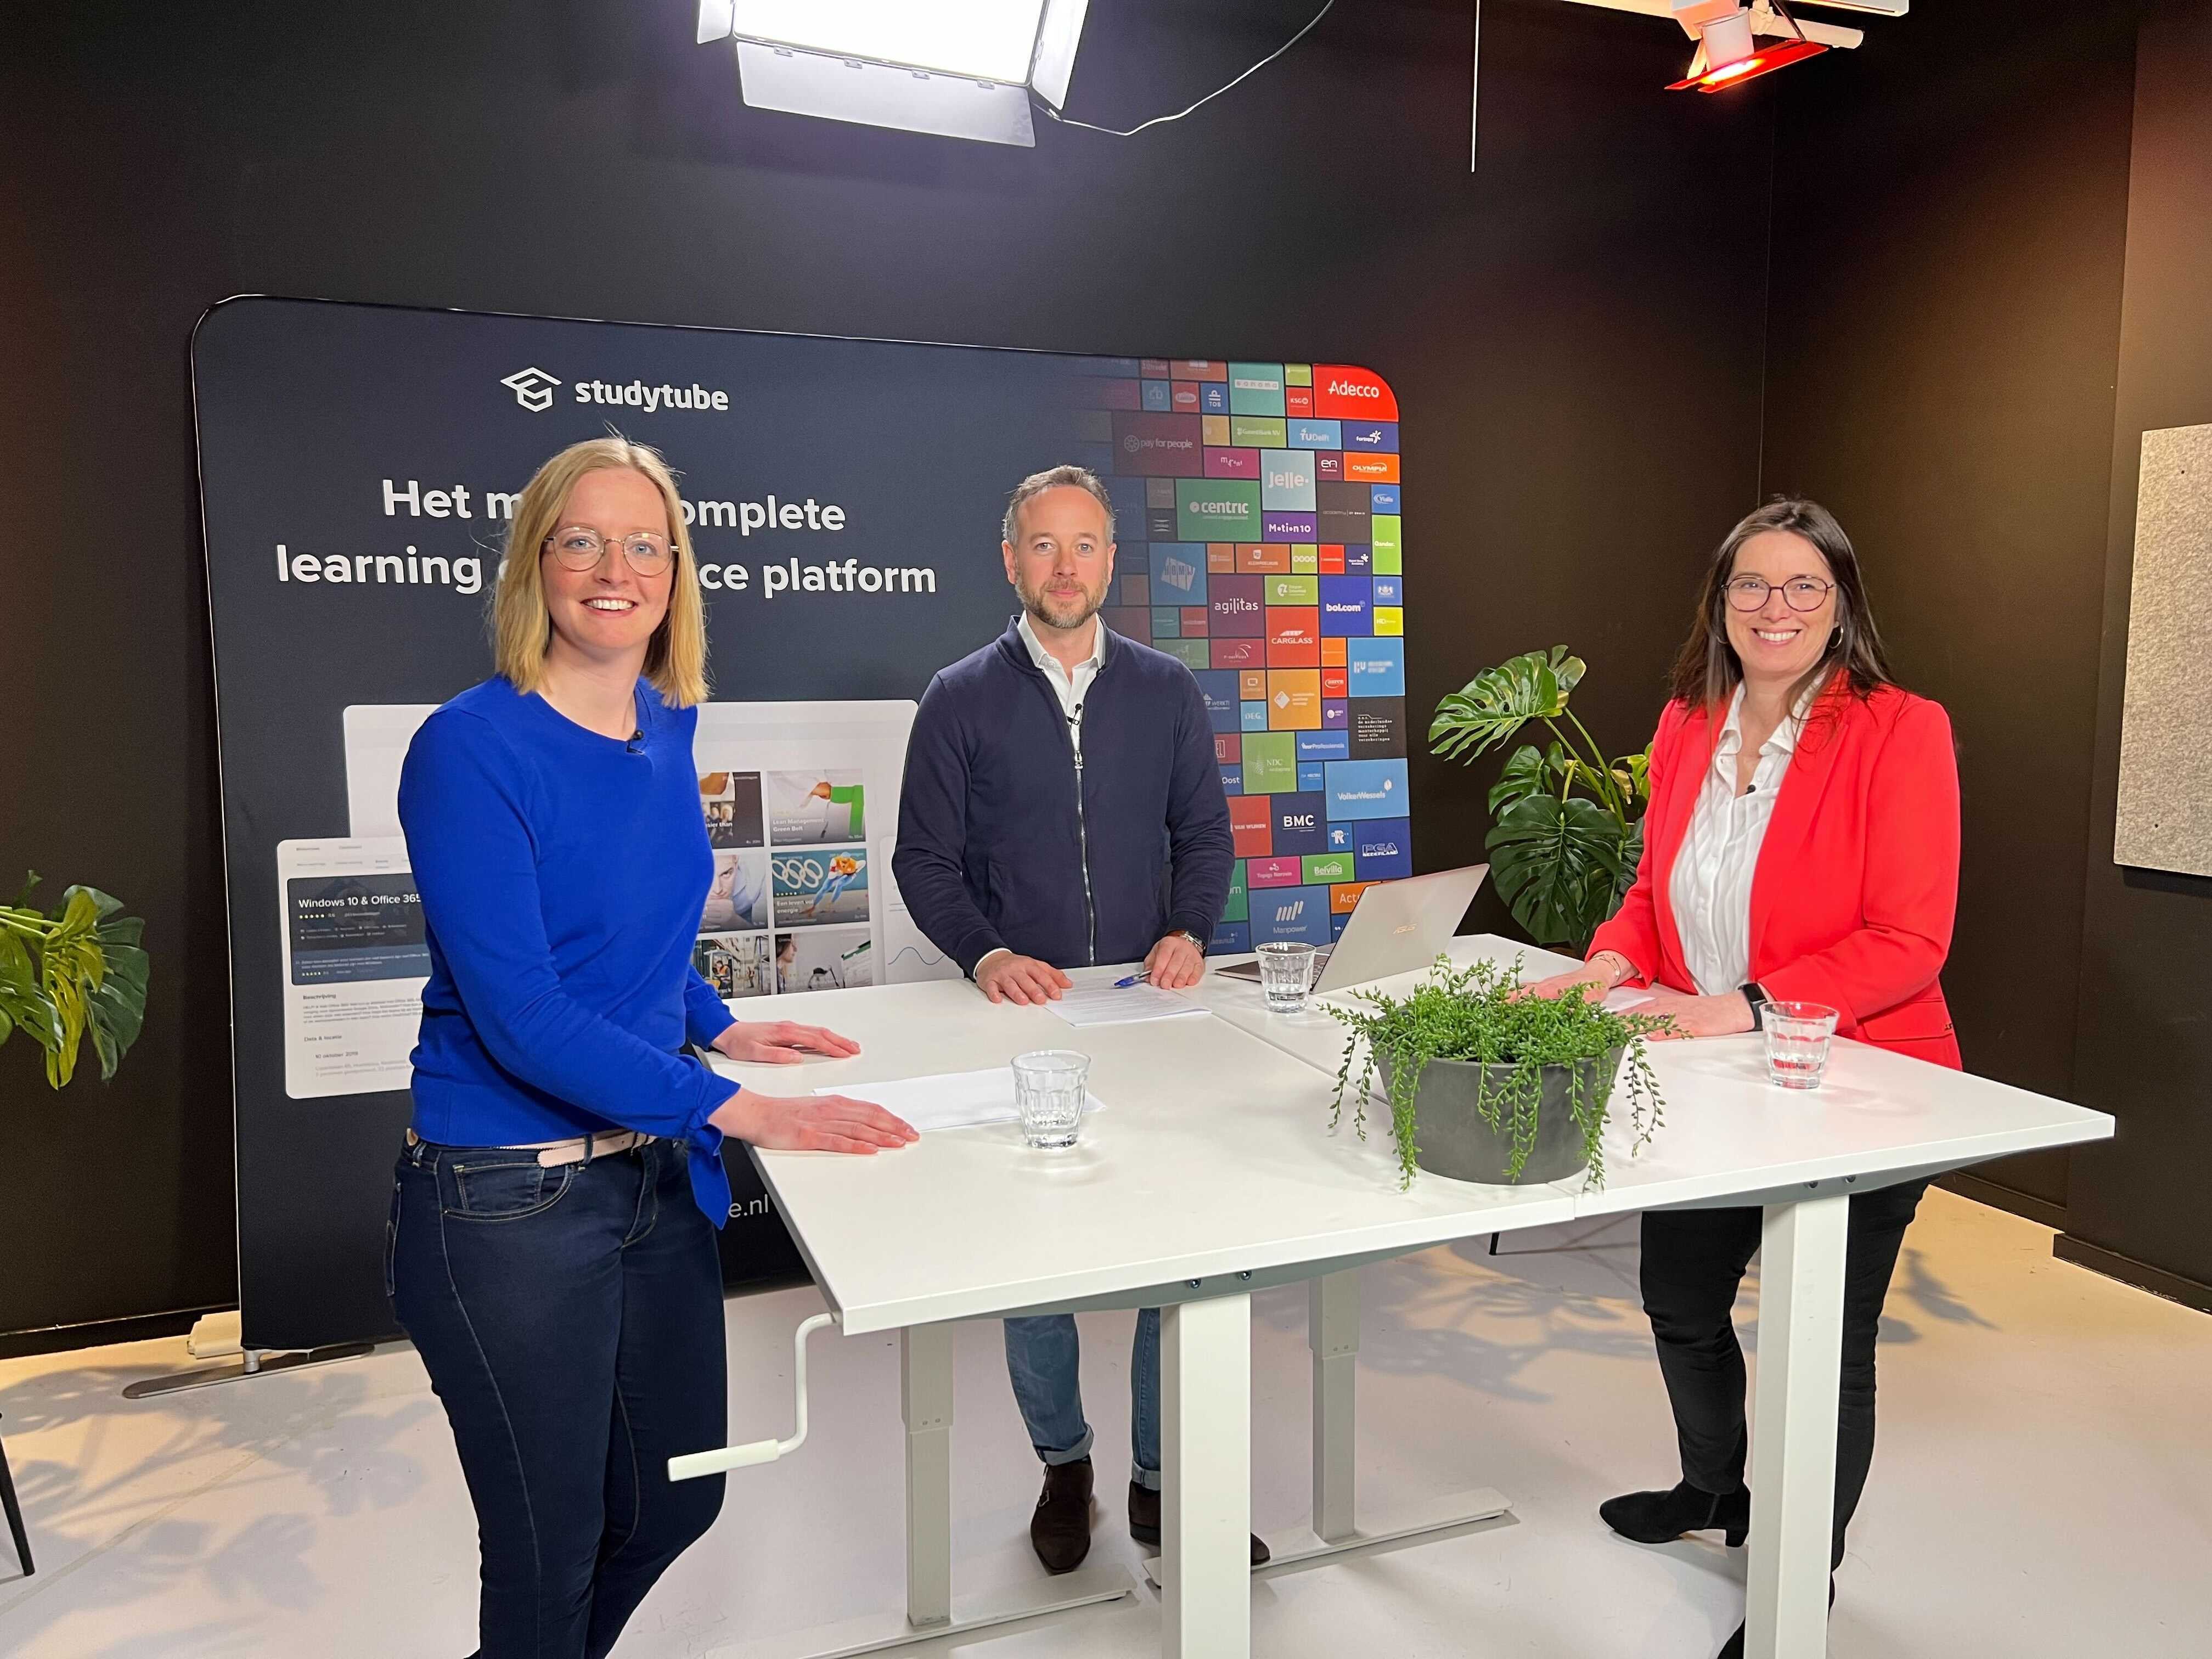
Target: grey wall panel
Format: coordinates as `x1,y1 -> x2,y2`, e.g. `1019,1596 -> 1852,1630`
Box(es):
2114,421 -> 2212,876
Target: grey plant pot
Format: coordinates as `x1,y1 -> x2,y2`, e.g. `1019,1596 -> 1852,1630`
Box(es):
1378,1049 -> 1624,1185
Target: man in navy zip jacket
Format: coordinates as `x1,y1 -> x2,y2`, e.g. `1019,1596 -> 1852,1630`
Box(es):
894,465 -> 1258,1574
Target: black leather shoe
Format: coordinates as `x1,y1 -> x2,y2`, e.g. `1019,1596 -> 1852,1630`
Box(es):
1715,1578 -> 1833,1657
1031,1456 -> 1094,1574
1598,1480 -> 1749,1548
1127,1481 -> 1272,1566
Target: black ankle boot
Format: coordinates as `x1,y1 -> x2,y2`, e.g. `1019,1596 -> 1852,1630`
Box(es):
1597,1480 -> 1749,1548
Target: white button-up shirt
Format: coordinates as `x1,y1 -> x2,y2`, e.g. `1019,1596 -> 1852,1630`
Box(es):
1017,610 -> 1105,757
1668,686 -> 1803,997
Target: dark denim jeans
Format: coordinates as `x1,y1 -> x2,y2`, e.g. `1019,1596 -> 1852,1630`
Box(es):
1003,1310 -> 1162,1489
389,1134 -> 727,1659
1639,1179 -> 1928,1571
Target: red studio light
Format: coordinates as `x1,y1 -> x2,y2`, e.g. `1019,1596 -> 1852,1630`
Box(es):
1667,35 -> 1828,93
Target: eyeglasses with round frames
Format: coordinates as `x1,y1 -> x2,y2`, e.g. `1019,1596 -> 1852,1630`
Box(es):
1724,575 -> 1833,613
542,525 -> 673,576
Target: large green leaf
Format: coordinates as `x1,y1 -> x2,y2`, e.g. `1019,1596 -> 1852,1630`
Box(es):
87,913 -> 150,1081
1485,794 -> 1633,948
1486,743 -> 1557,814
1428,646 -> 1585,764
0,929 -> 60,1054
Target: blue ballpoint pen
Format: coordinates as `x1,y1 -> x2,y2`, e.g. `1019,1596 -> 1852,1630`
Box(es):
1112,970 -> 1151,988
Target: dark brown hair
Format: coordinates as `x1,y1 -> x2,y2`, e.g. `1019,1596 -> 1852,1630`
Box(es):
1669,496 -> 1893,715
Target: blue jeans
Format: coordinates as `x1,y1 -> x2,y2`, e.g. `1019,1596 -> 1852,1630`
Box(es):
389,1134 -> 727,1659
1004,1310 -> 1162,1490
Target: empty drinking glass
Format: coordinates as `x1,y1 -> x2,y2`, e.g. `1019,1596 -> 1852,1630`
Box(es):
1257,940 -> 1318,1013
1765,1002 -> 1840,1090
1012,1050 -> 1090,1148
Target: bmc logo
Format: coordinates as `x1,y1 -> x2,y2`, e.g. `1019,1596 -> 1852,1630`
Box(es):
1284,813 -> 1315,830
500,367 -> 562,412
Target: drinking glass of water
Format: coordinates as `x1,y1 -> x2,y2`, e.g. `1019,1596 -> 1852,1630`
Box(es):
1256,940 -> 1318,1013
1765,1002 -> 1840,1090
1012,1050 -> 1090,1149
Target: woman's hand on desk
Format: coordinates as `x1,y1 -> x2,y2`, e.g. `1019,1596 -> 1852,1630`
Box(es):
711,1087 -> 918,1154
1633,987 -> 1757,1040
712,1020 -> 863,1065
1515,953 -> 1630,1004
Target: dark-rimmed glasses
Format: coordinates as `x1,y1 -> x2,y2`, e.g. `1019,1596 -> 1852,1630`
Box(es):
542,526 -> 673,576
1724,575 -> 1833,612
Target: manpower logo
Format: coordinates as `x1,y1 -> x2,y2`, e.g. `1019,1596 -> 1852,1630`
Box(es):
500,367 -> 562,412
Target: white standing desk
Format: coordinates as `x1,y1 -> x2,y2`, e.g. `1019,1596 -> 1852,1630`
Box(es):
703,937 -> 2114,1659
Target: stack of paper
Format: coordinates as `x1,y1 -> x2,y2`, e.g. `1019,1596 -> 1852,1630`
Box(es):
1044,984 -> 1212,1028
817,1067 -> 1108,1134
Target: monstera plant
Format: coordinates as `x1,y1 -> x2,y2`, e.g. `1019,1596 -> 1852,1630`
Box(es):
1429,648 -> 1650,949
0,873 -> 150,1088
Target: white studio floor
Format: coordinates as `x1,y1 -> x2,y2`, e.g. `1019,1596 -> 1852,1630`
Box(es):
1,1188 -> 2205,1659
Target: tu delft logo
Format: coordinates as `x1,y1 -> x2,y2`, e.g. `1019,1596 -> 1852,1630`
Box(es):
500,367 -> 563,413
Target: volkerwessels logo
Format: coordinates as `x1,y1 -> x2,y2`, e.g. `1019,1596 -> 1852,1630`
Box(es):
500,367 -> 562,412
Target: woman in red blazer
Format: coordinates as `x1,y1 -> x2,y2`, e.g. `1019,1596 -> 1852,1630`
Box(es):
1524,497 -> 1960,1659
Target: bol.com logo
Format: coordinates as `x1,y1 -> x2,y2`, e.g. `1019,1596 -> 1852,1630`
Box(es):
500,367 -> 563,412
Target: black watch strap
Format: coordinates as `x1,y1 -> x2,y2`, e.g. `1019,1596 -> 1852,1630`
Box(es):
1741,982 -> 1770,1030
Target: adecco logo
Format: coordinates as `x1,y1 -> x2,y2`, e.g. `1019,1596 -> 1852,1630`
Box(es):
1310,365 -> 1400,422
500,367 -> 562,412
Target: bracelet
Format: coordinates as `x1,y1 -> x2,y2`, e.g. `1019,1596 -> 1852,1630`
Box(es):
1590,951 -> 1633,989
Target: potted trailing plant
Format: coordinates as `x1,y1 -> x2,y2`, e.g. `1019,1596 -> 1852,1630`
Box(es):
0,873 -> 150,1087
1327,957 -> 1667,1189
1429,646 -> 1651,949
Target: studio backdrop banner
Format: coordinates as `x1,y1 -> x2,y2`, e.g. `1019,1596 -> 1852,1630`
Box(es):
194,297 -> 1412,1352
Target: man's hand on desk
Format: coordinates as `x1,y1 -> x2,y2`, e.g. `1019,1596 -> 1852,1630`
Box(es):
974,950 -> 1073,1005
712,1021 -> 863,1065
711,1087 -> 918,1154
1142,931 -> 1205,989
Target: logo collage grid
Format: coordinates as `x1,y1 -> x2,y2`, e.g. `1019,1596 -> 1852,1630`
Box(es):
1069,357 -> 1408,952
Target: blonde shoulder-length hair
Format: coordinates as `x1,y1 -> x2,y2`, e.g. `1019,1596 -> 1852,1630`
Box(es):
490,436 -> 710,707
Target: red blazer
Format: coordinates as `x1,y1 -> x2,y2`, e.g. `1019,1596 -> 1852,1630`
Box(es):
1588,682 -> 1962,1069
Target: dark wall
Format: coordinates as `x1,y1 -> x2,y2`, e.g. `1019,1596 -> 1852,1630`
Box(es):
2,1 -> 1772,1336
1758,1 -> 2142,1211
2065,0 -> 2212,1292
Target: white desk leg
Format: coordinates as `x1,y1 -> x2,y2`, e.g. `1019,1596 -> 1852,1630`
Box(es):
900,1324 -> 955,1630
1309,1269 -> 1359,1543
1163,1292 -> 1251,1659
1746,1195 -> 1849,1659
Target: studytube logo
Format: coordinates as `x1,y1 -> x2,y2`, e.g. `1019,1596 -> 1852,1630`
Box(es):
500,367 -> 563,412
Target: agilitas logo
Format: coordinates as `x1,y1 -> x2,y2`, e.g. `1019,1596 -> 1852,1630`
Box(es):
500,367 -> 563,412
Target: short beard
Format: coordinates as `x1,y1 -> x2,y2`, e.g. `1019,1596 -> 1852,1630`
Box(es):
1021,586 -> 1104,634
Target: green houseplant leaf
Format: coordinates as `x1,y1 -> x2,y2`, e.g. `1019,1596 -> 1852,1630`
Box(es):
1428,647 -> 1585,763
2,874 -> 150,1087
1487,795 -> 1632,947
1431,646 -> 1652,952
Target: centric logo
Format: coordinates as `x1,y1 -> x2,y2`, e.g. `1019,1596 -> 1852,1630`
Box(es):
499,367 -> 562,412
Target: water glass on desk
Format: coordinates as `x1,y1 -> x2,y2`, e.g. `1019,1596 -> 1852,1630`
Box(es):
1257,941 -> 1318,1013
1012,1050 -> 1089,1148
1765,1002 -> 1840,1090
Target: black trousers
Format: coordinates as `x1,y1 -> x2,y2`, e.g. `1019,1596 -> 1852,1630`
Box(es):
1639,1179 -> 1927,1571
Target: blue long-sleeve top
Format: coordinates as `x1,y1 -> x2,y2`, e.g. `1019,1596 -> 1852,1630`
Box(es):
398,675 -> 740,1224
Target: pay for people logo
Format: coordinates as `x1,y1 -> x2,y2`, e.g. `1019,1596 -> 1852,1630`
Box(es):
500,366 -> 562,413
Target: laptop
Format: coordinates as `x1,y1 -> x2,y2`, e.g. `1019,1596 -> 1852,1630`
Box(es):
1215,864 -> 1489,997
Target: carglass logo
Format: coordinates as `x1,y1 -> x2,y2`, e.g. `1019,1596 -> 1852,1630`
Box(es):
500,367 -> 562,412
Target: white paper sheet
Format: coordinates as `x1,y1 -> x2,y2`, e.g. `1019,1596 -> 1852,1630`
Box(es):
817,1067 -> 1107,1133
1044,983 -> 1212,1028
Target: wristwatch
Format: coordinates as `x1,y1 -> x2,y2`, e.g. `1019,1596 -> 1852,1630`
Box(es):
1741,982 -> 1771,1030
1171,930 -> 1203,950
